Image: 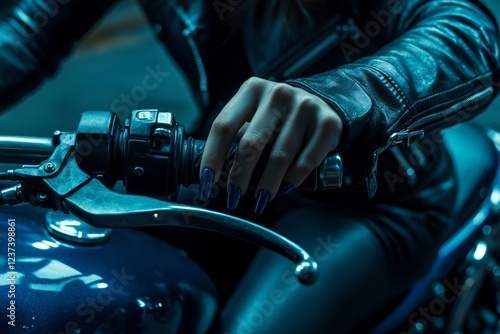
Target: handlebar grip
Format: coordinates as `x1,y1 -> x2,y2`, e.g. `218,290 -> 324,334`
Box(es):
182,138 -> 343,191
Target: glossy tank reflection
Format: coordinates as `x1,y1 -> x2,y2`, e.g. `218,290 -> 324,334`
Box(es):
0,205 -> 219,333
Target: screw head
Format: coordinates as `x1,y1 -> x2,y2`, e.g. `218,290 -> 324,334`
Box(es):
44,162 -> 56,172
38,192 -> 48,202
134,167 -> 144,176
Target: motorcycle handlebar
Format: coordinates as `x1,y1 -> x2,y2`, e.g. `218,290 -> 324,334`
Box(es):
0,110 -> 343,200
119,109 -> 343,199
0,109 -> 341,285
0,135 -> 56,164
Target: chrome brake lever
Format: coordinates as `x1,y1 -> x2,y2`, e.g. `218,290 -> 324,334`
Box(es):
2,133 -> 319,285
65,176 -> 318,285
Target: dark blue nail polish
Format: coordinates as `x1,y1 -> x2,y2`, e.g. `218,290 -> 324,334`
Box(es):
278,182 -> 294,194
198,168 -> 214,203
227,184 -> 242,211
255,190 -> 271,215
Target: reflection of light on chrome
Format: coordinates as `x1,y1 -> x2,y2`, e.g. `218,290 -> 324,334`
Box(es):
473,241 -> 487,261
55,219 -> 84,235
62,220 -> 81,226
154,213 -> 158,219
96,282 -> 108,289
137,298 -> 146,308
32,242 -> 50,250
42,240 -> 59,248
60,225 -> 77,234
491,187 -> 500,206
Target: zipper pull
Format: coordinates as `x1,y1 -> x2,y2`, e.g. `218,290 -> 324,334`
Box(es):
365,143 -> 389,199
364,129 -> 424,198
182,26 -> 195,37
389,129 -> 425,147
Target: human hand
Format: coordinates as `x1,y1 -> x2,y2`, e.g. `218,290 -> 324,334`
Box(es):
199,77 -> 343,214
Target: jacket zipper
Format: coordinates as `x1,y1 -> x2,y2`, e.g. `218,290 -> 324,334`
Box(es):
280,23 -> 352,79
365,86 -> 494,198
175,8 -> 209,108
405,86 -> 494,132
267,19 -> 353,81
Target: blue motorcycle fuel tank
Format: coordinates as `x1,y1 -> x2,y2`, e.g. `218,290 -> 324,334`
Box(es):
0,204 -> 219,333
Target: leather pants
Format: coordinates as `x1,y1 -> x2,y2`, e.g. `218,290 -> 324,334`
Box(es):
147,137 -> 457,333
219,138 -> 456,334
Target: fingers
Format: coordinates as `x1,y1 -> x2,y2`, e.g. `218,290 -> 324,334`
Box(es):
235,122 -> 249,142
254,97 -> 342,214
199,78 -> 343,214
228,101 -> 288,194
282,112 -> 342,189
200,81 -> 259,179
252,104 -> 308,211
199,78 -> 263,202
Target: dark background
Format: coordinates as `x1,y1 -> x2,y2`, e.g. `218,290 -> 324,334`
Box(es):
0,0 -> 499,136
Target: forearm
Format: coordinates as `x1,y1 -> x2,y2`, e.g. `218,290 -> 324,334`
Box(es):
0,0 -> 117,111
287,0 -> 500,192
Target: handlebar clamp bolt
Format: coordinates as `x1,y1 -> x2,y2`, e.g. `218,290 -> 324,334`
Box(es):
44,162 -> 56,173
134,166 -> 145,176
38,192 -> 48,202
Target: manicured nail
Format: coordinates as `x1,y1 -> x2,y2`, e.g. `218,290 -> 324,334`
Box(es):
278,182 -> 294,194
227,184 -> 242,211
198,168 -> 214,203
255,190 -> 271,215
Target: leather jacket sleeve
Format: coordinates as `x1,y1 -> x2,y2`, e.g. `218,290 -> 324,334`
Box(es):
286,0 -> 500,196
0,0 -> 117,112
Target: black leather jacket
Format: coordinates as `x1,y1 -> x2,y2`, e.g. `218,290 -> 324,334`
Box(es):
1,0 -> 499,198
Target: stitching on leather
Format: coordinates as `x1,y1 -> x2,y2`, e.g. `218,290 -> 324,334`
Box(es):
408,71 -> 493,110
357,65 -> 410,112
389,70 -> 493,131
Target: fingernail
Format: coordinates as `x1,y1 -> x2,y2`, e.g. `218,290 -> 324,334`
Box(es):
278,182 -> 294,194
227,184 -> 242,211
198,168 -> 214,203
255,189 -> 271,215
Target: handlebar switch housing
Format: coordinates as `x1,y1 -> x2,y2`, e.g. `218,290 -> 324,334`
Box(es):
75,111 -> 121,189
123,109 -> 183,200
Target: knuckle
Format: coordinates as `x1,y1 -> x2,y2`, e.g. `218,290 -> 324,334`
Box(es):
297,95 -> 317,109
270,83 -> 292,97
294,159 -> 318,175
239,133 -> 264,154
211,118 -> 233,137
320,114 -> 342,133
241,76 -> 263,91
269,149 -> 291,165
